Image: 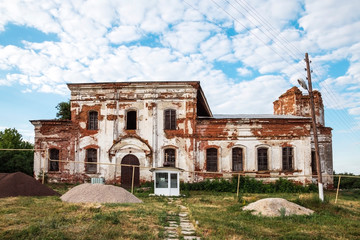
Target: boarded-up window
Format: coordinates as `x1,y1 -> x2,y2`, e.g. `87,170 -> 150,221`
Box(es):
164,109 -> 176,130
88,111 -> 98,130
232,148 -> 243,171
282,147 -> 293,171
49,148 -> 59,171
206,148 -> 218,172
164,149 -> 175,167
257,148 -> 268,171
86,148 -> 97,173
126,110 -> 137,130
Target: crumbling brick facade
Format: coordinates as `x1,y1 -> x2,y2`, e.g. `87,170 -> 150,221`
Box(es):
31,82 -> 333,187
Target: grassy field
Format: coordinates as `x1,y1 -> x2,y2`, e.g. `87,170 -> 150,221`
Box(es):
0,184 -> 359,240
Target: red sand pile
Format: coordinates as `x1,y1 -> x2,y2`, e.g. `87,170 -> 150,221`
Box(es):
0,172 -> 60,198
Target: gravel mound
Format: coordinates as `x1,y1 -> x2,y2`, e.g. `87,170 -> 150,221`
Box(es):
243,198 -> 314,217
60,183 -> 143,203
0,172 -> 60,198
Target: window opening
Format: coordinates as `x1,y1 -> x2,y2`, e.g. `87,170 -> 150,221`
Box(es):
88,111 -> 98,130
156,173 -> 168,188
164,109 -> 176,130
164,149 -> 175,167
282,147 -> 293,171
49,148 -> 59,171
206,148 -> 218,172
311,150 -> 317,174
86,148 -> 97,173
257,148 -> 268,171
126,110 -> 137,130
232,147 -> 243,171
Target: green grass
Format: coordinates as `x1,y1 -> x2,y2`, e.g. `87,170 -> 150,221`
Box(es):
184,191 -> 360,240
0,185 -> 359,240
0,193 -> 177,240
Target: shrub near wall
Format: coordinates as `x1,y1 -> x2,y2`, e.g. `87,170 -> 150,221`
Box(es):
180,176 -> 317,193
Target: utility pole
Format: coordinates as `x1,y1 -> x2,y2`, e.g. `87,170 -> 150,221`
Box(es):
305,52 -> 324,201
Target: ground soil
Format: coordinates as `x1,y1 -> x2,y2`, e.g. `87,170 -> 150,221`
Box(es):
0,172 -> 60,198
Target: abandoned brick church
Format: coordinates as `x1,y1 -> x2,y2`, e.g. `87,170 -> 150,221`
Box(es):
31,81 -> 333,187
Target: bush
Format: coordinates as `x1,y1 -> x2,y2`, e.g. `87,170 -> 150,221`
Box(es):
181,176 -> 317,193
333,173 -> 360,189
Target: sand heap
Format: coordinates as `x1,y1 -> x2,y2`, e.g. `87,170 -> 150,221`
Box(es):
0,172 -> 60,198
243,198 -> 314,217
61,183 -> 143,203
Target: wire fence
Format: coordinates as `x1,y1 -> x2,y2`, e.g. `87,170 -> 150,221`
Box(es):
1,148 -> 359,201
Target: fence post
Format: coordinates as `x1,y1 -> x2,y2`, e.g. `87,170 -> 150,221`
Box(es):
236,173 -> 240,198
131,165 -> 135,194
335,175 -> 341,204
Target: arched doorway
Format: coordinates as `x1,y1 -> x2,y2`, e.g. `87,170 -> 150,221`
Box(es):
121,154 -> 140,188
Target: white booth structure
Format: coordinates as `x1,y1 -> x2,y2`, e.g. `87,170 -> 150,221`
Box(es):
150,167 -> 184,196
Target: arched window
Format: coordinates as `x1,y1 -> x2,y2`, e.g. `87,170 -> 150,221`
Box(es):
86,148 -> 97,173
88,111 -> 98,130
126,110 -> 137,130
164,148 -> 176,167
164,109 -> 176,130
282,147 -> 293,171
232,147 -> 243,171
206,148 -> 218,172
49,148 -> 59,171
257,148 -> 268,171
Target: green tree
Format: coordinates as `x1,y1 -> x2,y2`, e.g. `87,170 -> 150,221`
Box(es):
0,128 -> 34,176
56,100 -> 71,120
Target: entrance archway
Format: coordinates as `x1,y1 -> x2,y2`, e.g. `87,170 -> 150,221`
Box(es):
121,154 -> 140,188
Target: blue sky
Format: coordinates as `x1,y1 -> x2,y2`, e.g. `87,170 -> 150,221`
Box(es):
0,0 -> 359,174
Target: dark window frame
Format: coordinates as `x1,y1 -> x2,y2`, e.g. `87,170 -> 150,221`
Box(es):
88,111 -> 98,130
164,148 -> 176,167
206,148 -> 218,172
311,150 -> 317,174
86,148 -> 97,174
257,147 -> 268,171
49,148 -> 59,172
164,109 -> 176,130
126,110 -> 137,130
282,147 -> 293,171
232,147 -> 243,171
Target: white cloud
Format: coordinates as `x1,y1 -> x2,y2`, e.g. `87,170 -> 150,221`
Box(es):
162,21 -> 218,54
107,26 -> 142,44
